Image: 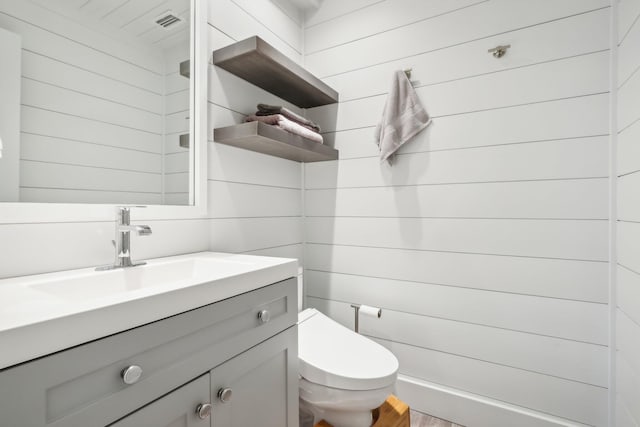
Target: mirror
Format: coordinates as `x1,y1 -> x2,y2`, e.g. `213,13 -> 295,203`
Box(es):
0,0 -> 193,206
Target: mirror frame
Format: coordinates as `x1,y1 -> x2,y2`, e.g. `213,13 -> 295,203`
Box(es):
0,0 -> 208,223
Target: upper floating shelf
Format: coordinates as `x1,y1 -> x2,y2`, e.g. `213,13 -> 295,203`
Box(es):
212,36 -> 339,108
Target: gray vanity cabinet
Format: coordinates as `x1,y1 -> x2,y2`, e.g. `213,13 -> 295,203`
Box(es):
0,278 -> 297,427
110,374 -> 211,427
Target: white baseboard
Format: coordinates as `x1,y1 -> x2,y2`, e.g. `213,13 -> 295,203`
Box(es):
396,374 -> 590,427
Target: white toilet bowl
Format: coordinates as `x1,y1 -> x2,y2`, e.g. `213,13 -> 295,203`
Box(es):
298,308 -> 399,427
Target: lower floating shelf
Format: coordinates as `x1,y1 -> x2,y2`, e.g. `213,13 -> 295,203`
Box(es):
213,121 -> 338,163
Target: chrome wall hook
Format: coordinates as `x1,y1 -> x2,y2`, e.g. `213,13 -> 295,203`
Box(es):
488,44 -> 511,58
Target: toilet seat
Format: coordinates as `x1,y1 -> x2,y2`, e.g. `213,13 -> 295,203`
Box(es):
298,308 -> 399,391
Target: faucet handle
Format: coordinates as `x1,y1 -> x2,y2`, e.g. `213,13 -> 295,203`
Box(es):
135,225 -> 153,236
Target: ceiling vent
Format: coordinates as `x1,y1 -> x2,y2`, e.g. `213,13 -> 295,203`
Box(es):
155,12 -> 182,29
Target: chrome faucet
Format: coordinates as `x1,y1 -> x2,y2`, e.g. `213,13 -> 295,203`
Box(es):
96,206 -> 152,271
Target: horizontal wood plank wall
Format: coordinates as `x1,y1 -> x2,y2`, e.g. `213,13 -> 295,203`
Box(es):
0,0 -> 305,278
0,2 -> 205,278
616,0 -> 640,425
0,1 -> 165,204
206,0 -> 304,276
303,1 -> 610,425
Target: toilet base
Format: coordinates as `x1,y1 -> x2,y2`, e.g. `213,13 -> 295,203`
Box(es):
299,378 -> 395,427
304,395 -> 411,427
301,398 -> 372,427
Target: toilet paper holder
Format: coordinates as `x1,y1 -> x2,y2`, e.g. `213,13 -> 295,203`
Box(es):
350,304 -> 382,333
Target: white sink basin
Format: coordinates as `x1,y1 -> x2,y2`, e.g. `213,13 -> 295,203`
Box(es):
0,252 -> 297,369
27,256 -> 255,302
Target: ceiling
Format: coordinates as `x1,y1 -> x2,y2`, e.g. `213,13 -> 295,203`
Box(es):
33,0 -> 190,49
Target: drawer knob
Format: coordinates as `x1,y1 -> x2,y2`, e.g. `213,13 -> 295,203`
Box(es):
217,387 -> 233,403
257,309 -> 270,323
196,403 -> 212,419
121,365 -> 143,385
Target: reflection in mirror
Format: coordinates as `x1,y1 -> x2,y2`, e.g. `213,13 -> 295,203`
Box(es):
0,0 -> 192,205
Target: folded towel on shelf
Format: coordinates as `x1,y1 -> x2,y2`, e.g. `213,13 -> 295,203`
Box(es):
256,103 -> 321,133
246,114 -> 324,144
374,70 -> 431,164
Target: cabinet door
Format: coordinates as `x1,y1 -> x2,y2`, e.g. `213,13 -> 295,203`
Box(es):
111,374 -> 211,427
211,326 -> 298,427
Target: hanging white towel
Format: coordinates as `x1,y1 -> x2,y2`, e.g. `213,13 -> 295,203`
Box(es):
374,70 -> 431,164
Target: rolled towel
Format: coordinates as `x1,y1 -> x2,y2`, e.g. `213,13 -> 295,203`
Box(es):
256,103 -> 321,133
246,114 -> 324,144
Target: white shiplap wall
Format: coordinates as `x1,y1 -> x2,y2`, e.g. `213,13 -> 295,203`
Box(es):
0,1 -> 166,204
303,1 -> 610,426
206,0 -> 304,283
0,0 -> 303,281
616,0 -> 640,425
0,1 -> 209,280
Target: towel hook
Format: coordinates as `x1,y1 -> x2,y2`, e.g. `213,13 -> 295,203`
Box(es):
488,44 -> 510,58
403,68 -> 412,79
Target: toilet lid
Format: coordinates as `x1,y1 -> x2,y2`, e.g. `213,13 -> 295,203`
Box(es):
298,309 -> 399,391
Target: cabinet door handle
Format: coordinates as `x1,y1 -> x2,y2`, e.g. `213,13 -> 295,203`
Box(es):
196,403 -> 212,419
120,365 -> 143,385
217,387 -> 233,403
257,309 -> 270,323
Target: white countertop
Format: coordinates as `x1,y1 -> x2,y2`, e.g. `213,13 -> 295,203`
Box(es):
0,252 -> 297,370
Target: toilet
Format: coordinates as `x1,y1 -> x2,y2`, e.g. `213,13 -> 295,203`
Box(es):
297,308 -> 399,427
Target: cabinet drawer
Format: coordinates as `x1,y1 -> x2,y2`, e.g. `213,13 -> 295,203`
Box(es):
0,278 -> 296,427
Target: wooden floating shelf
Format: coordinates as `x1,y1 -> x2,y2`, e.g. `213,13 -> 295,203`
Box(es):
214,122 -> 338,163
212,36 -> 339,108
